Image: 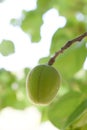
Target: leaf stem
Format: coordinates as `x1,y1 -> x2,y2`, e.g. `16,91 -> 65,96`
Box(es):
48,32 -> 87,65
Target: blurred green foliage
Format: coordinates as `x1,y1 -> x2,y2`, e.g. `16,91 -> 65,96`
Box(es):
0,68 -> 30,110
0,0 -> 87,129
0,40 -> 15,56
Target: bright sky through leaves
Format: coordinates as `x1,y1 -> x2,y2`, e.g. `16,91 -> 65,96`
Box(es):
0,0 -> 66,71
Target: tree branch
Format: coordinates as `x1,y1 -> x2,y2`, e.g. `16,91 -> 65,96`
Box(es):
48,32 -> 87,65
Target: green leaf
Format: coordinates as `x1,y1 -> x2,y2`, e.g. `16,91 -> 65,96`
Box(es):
48,91 -> 83,129
72,110 -> 87,129
50,18 -> 86,54
70,78 -> 87,94
64,99 -> 87,129
21,10 -> 43,42
39,56 -> 50,64
10,18 -> 21,26
37,0 -> 54,14
0,40 -> 15,56
0,69 -> 29,110
54,0 -> 86,17
80,124 -> 87,130
53,41 -> 87,79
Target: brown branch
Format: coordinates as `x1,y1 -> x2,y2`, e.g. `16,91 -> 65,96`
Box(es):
48,32 -> 87,65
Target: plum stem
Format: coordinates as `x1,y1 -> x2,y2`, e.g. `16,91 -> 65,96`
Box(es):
48,32 -> 87,65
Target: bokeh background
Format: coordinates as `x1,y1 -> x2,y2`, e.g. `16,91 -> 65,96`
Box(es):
0,0 -> 87,130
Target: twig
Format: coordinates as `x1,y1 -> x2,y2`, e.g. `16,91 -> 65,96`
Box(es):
48,32 -> 87,65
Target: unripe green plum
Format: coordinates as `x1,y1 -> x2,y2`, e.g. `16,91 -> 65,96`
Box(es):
26,64 -> 61,105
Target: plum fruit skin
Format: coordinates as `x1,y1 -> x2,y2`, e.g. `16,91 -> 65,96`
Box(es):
26,64 -> 61,105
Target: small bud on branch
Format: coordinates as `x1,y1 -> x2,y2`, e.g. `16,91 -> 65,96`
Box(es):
48,32 -> 87,65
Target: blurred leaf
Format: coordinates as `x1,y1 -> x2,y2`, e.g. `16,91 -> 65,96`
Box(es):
53,41 -> 87,79
50,18 -> 86,54
48,91 -> 84,129
21,10 -> 43,42
72,110 -> 87,129
24,67 -> 30,76
0,69 -> 16,85
10,18 -> 21,26
37,0 -> 54,14
54,0 -> 86,17
0,40 -> 15,56
69,78 -> 87,94
1,90 -> 16,109
80,124 -> 87,130
64,99 -> 87,129
0,69 -> 29,110
37,106 -> 49,122
39,56 -> 50,64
